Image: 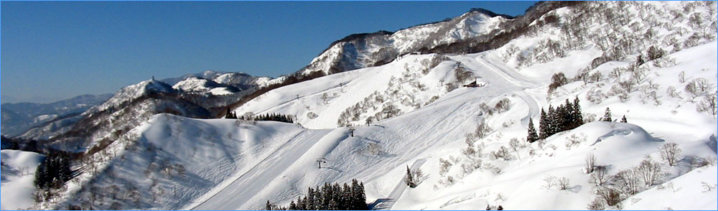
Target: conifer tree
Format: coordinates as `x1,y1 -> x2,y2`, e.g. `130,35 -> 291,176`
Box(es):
539,109 -> 548,139
562,99 -> 573,130
342,183 -> 351,210
405,166 -> 415,187
328,199 -> 338,210
602,107 -> 612,122
621,115 -> 627,123
546,105 -> 558,137
307,187 -> 315,210
289,200 -> 298,210
527,118 -> 539,143
573,97 -> 583,126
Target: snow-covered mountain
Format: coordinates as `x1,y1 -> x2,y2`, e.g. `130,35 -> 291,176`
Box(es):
298,7 -> 510,76
5,1 -> 716,210
162,70 -> 272,90
1,94 -> 112,137
13,70 -> 269,146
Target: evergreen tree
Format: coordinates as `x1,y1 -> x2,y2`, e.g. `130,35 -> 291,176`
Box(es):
546,105 -> 558,137
328,199 -> 338,210
289,200 -> 298,210
34,152 -> 73,191
539,109 -> 548,139
266,200 -> 272,210
358,182 -> 367,209
527,118 -> 539,143
573,97 -> 583,126
562,99 -> 573,130
267,180 -> 368,210
621,115 -> 627,123
637,54 -> 645,66
225,108 -> 236,119
602,107 -> 613,122
405,166 -> 415,187
301,196 -> 308,210
307,187 -> 315,210
297,196 -> 305,210
342,183 -> 353,210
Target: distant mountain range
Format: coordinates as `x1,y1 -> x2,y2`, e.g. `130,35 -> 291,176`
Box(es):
1,94 -> 113,137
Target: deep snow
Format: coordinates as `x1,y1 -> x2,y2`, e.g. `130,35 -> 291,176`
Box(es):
1,150 -> 45,210
10,1 -> 716,210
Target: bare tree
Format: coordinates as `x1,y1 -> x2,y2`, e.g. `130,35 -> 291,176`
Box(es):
543,176 -> 556,190
698,93 -> 717,116
591,166 -> 608,186
587,198 -> 606,210
678,71 -> 686,83
636,158 -> 662,186
509,138 -> 521,160
321,93 -> 329,104
660,143 -> 681,166
615,169 -> 641,194
439,158 -> 452,176
585,153 -> 596,174
597,187 -> 621,206
558,177 -> 570,190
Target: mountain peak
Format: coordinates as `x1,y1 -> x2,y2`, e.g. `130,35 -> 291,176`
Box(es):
467,8 -> 514,19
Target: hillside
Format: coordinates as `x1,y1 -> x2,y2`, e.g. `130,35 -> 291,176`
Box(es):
4,1 -> 716,210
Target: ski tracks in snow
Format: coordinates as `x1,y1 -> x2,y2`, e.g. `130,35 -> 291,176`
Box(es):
188,129 -> 328,210
370,158 -> 427,210
515,91 -> 539,126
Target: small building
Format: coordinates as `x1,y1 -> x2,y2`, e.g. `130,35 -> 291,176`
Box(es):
463,78 -> 486,88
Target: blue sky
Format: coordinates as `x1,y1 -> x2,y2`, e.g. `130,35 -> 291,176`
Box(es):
1,1 -> 536,103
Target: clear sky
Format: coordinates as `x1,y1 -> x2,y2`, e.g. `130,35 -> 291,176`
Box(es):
1,1 -> 536,104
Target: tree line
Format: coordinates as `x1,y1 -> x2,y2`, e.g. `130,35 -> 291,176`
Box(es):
266,179 -> 368,210
225,109 -> 294,124
34,151 -> 75,202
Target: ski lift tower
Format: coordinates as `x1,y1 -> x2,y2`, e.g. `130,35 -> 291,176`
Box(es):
316,158 -> 327,169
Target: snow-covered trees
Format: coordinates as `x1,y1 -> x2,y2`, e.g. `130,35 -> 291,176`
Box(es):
585,153 -> 596,174
646,46 -> 666,61
404,166 -> 424,188
636,158 -> 662,186
587,197 -> 606,210
34,152 -> 74,202
539,109 -> 549,139
225,108 -> 237,119
537,97 -> 585,139
405,166 -> 416,188
660,142 -> 682,166
602,107 -> 612,122
526,118 -> 539,143
597,187 -> 621,207
267,179 -> 368,210
239,113 -> 294,123
548,72 -> 568,94
591,166 -> 608,186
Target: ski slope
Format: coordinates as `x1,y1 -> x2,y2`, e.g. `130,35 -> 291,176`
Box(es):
370,158 -> 426,210
188,129 -> 335,210
29,2 -> 716,209
42,40 -> 717,210
1,150 -> 45,210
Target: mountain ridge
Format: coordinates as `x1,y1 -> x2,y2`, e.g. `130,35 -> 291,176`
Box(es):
4,1 -> 716,210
